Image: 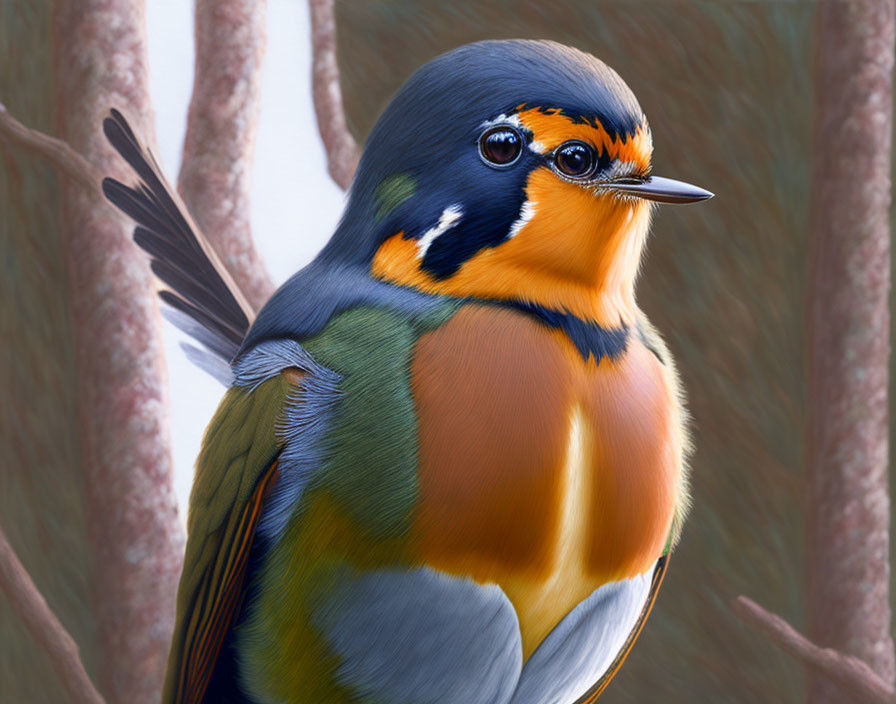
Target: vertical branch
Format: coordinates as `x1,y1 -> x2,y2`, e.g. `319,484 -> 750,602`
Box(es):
309,0 -> 360,189
179,0 -> 274,313
53,1 -> 185,701
806,1 -> 896,701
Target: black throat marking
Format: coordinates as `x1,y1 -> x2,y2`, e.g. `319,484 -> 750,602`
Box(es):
506,301 -> 630,363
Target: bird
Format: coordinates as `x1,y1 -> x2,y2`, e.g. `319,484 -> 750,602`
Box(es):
102,39 -> 711,704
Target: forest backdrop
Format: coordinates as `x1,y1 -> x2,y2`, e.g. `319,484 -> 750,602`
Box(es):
1,1 -> 894,703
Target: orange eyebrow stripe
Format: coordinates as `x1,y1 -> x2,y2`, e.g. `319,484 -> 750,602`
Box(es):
516,107 -> 652,170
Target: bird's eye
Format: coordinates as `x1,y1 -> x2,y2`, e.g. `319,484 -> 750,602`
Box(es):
554,141 -> 596,178
479,126 -> 522,167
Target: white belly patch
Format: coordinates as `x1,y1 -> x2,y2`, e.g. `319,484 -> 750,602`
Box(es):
506,564 -> 655,704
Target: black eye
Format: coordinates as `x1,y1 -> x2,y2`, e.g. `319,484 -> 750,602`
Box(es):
479,126 -> 522,167
554,141 -> 595,178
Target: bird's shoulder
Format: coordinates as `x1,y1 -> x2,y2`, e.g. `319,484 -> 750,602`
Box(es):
238,262 -> 457,356
164,368 -> 292,703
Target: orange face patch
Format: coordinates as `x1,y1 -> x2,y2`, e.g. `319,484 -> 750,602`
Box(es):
371,181 -> 652,328
371,107 -> 655,328
517,106 -> 652,173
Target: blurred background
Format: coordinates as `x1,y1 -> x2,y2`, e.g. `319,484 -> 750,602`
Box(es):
2,1 -> 892,702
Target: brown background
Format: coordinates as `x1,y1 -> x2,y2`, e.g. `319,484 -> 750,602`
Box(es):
1,1 -> 891,701
1,4 -> 96,702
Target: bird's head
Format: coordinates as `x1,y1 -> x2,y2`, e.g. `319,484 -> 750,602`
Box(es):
322,39 -> 711,329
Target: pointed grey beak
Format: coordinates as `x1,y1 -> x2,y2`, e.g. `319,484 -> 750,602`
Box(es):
600,176 -> 714,204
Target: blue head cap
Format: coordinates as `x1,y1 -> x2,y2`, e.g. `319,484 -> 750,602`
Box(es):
241,40 -> 652,353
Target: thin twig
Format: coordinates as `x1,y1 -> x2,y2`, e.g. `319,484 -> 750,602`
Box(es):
732,596 -> 896,704
0,527 -> 105,704
0,102 -> 99,193
308,0 -> 360,189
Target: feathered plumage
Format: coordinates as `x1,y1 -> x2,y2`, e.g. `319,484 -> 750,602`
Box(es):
102,108 -> 252,362
102,39 -> 708,704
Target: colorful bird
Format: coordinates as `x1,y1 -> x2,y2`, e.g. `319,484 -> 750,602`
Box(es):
103,39 -> 711,704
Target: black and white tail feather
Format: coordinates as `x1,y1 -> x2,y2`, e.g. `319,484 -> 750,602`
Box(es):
101,109 -> 255,385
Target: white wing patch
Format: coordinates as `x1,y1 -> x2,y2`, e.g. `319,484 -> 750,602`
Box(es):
417,204 -> 464,258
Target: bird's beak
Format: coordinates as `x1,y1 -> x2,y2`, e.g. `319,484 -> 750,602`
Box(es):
599,176 -> 714,204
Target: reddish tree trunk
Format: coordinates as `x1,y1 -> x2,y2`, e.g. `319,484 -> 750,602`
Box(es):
806,1 -> 896,701
53,1 -> 184,701
179,0 -> 274,313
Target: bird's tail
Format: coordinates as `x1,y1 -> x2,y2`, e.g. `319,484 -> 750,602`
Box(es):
101,108 -> 254,384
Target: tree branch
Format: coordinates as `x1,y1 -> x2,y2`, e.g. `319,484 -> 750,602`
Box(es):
805,1 -> 895,700
309,0 -> 359,189
54,3 -> 185,701
0,102 -> 99,193
0,527 -> 105,704
179,0 -> 275,313
732,596 -> 896,704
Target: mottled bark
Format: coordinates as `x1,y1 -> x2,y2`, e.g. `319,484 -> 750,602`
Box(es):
733,597 -> 896,704
309,0 -> 359,189
806,1 -> 896,701
53,1 -> 184,702
0,527 -> 105,704
179,0 -> 274,313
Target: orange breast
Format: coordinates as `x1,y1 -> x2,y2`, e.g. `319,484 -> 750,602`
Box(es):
409,304 -> 679,655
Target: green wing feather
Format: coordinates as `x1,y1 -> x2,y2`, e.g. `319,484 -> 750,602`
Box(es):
163,372 -> 297,704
